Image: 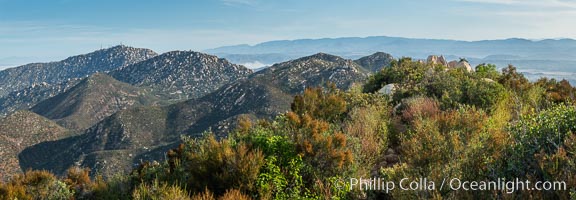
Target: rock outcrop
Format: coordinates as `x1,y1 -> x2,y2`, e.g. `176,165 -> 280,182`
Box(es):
455,59 -> 473,72
426,55 -> 448,67
446,59 -> 473,72
378,83 -> 396,96
448,60 -> 458,68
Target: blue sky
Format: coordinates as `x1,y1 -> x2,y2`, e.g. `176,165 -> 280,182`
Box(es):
1,0 -> 576,68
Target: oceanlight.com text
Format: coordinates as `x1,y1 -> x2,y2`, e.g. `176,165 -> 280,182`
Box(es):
347,177 -> 567,194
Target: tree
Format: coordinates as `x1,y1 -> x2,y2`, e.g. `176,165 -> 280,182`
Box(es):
498,65 -> 531,93
475,63 -> 500,80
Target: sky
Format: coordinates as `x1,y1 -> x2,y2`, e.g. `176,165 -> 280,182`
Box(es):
1,0 -> 576,69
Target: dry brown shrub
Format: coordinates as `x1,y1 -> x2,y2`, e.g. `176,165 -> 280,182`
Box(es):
219,189 -> 251,200
401,97 -> 440,123
192,188 -> 216,200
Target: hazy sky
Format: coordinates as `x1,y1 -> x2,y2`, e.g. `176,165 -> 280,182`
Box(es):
1,0 -> 575,68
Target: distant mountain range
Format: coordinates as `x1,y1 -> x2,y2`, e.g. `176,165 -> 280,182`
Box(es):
206,36 -> 576,83
207,36 -> 576,61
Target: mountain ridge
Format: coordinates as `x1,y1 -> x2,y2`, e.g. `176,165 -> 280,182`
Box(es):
250,52 -> 369,93
0,45 -> 158,97
207,36 -> 576,61
18,52 -> 369,178
30,73 -> 166,131
110,50 -> 253,100
0,78 -> 81,117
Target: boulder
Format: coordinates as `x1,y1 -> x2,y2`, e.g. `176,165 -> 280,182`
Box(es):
448,60 -> 458,68
438,55 -> 448,66
378,83 -> 396,95
456,60 -> 473,72
481,78 -> 496,83
426,55 -> 448,67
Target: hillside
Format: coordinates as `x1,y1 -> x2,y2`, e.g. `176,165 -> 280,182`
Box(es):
252,53 -> 369,93
19,106 -> 171,178
30,73 -> 166,131
169,78 -> 293,137
0,45 -> 157,97
0,78 -> 81,117
19,77 -> 293,178
19,53 -> 368,178
0,111 -> 71,181
110,51 -> 253,100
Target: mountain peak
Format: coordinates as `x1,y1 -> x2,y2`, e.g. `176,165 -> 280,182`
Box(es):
300,52 -> 345,62
105,44 -> 131,51
76,73 -> 125,89
111,51 -> 252,99
30,73 -> 163,131
355,52 -> 394,72
0,46 -> 158,97
368,52 -> 394,57
253,53 -> 368,93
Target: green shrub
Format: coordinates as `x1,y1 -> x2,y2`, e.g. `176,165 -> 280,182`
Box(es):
344,104 -> 390,175
475,63 -> 500,80
462,77 -> 506,110
510,104 -> 576,157
89,174 -> 132,200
